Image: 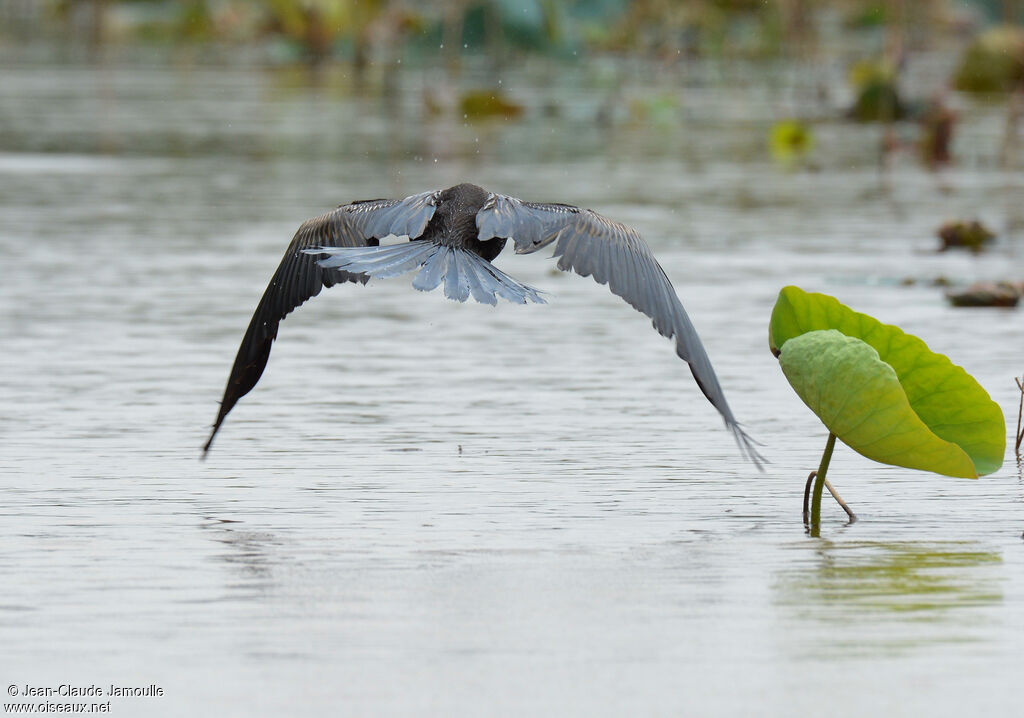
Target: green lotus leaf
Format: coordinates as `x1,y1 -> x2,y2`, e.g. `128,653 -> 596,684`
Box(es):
779,331 -> 977,477
769,286 -> 1005,477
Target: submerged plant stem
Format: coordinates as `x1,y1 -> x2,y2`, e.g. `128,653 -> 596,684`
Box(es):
823,478 -> 856,523
1015,375 -> 1023,457
802,471 -> 815,524
802,470 -> 857,525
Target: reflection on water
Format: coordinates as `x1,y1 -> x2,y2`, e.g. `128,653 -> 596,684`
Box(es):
777,541 -> 1002,656
201,517 -> 275,585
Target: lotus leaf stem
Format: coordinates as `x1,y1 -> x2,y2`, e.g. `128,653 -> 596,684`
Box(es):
806,432 -> 858,536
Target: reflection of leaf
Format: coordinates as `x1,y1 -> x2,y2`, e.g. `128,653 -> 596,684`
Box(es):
628,94 -> 678,127
848,80 -> 907,122
776,542 -> 1002,656
769,286 -> 1005,477
778,541 -> 1002,618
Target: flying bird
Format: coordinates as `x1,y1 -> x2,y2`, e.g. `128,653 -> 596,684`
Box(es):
203,183 -> 759,463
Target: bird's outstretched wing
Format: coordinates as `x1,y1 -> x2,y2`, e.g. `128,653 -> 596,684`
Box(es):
476,193 -> 762,466
203,190 -> 440,455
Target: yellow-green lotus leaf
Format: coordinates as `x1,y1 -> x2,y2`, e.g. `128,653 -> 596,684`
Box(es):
779,330 -> 979,477
770,286 -> 1004,477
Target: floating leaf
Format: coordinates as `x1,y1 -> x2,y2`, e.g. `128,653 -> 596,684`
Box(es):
459,90 -> 524,120
937,220 -> 995,253
945,281 -> 1022,308
770,286 -> 1005,477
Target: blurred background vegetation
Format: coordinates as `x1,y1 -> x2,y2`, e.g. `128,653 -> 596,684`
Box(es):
2,1 -> 1023,226
1,1 -> 1021,85
3,1 -> 1022,142
0,1 -> 1015,62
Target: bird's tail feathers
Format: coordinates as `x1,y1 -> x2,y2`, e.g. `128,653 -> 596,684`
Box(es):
310,241 -> 436,278
306,243 -> 545,306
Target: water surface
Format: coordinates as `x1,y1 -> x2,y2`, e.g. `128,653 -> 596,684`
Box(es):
1,58 -> 1022,716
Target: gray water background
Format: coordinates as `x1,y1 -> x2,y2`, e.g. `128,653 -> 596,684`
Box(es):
1,54 -> 1023,716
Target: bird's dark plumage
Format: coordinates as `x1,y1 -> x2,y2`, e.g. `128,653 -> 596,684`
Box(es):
204,183 -> 761,465
202,191 -> 439,454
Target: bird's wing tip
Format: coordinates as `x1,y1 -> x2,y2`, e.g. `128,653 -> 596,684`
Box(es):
731,424 -> 768,472
201,426 -> 218,460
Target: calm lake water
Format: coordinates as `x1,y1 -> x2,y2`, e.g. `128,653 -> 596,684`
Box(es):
1,56 -> 1022,716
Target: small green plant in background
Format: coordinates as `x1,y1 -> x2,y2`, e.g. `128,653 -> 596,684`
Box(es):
459,89 -> 525,121
769,119 -> 814,167
846,58 -> 909,123
953,26 -> 1024,95
769,286 -> 1005,536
